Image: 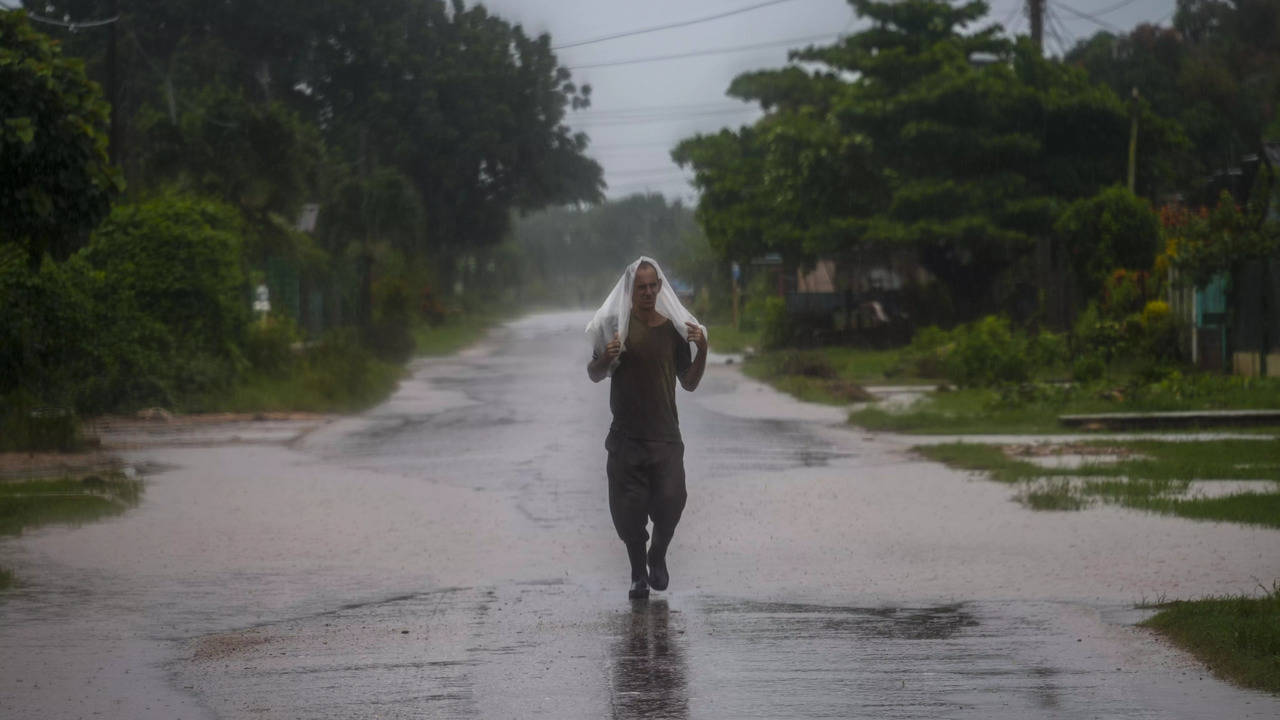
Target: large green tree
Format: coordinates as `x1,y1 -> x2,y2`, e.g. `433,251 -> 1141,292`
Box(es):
675,0 -> 1182,319
0,10 -> 122,262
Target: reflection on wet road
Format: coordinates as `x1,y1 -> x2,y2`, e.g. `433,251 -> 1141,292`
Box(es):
2,311 -> 1279,719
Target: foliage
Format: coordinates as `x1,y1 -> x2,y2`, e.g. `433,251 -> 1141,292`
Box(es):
674,0 -> 1183,320
82,194 -> 250,361
1068,1 -> 1280,184
892,317 -> 1063,387
759,296 -> 791,350
1169,185 -> 1280,287
0,10 -> 122,261
1054,186 -> 1162,298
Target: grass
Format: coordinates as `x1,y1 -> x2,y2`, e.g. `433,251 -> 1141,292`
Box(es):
706,324 -> 760,354
0,472 -> 144,538
849,375 -> 1280,435
413,313 -> 499,356
915,438 -> 1280,528
1142,587 -> 1280,694
0,472 -> 145,590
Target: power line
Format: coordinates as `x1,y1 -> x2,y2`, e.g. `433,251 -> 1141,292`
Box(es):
1,5 -> 119,29
573,100 -> 756,117
572,106 -> 760,127
1051,1 -> 1122,32
568,31 -> 839,70
1088,0 -> 1144,18
553,0 -> 806,50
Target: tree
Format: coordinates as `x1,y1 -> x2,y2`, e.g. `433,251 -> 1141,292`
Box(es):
0,10 -> 122,262
676,0 -> 1182,319
1055,186 -> 1162,298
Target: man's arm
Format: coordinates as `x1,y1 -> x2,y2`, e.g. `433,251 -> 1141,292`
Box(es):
588,332 -> 621,383
679,322 -> 708,391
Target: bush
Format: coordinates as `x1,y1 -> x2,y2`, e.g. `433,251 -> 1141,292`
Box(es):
760,296 -> 790,350
893,317 -> 1062,387
244,315 -> 300,377
890,325 -> 952,379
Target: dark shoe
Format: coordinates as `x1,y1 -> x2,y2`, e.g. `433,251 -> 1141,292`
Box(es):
647,550 -> 669,592
628,578 -> 650,600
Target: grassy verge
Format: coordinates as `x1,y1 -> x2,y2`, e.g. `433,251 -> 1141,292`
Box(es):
915,439 -> 1280,527
850,375 -> 1280,434
1142,588 -> 1280,693
0,471 -> 145,590
706,324 -> 759,354
198,314 -> 503,415
0,472 -> 144,538
413,313 -> 500,356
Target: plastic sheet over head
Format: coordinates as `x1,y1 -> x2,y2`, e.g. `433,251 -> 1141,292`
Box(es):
585,256 -> 707,377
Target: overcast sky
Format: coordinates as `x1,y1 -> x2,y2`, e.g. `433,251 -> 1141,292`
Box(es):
478,0 -> 1179,203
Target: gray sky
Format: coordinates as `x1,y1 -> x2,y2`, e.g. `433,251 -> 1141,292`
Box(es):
478,0 -> 1180,203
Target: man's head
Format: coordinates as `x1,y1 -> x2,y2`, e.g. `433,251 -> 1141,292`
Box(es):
631,261 -> 661,312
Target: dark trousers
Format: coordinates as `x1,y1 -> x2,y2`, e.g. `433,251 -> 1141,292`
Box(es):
606,431 -> 687,577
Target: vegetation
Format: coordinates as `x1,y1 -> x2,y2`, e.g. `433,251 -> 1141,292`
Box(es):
0,3 -> 606,445
674,0 -> 1183,320
1142,587 -> 1280,694
915,439 -> 1280,528
850,373 -> 1280,434
0,10 -> 123,262
0,471 -> 143,538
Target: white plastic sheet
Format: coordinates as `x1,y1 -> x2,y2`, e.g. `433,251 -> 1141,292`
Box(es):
585,256 -> 707,377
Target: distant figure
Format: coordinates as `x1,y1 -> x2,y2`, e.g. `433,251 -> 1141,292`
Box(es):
586,257 -> 707,600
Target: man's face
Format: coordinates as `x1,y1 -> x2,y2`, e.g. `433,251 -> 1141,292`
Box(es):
632,265 -> 661,312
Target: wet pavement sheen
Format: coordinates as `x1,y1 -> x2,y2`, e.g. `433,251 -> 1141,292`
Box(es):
3,311 -> 1279,719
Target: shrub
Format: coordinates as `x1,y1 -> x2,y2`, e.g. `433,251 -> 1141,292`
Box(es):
760,296 -> 790,350
244,315 -> 300,377
890,325 -> 952,379
944,316 -> 1032,387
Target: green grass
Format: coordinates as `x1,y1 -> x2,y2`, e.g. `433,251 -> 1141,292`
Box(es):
413,314 -> 499,356
915,439 -> 1280,527
706,324 -> 760,354
849,375 -> 1280,434
0,472 -> 144,538
1142,588 -> 1280,693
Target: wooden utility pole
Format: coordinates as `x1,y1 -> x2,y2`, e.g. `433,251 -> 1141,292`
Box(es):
1128,87 -> 1140,193
1028,0 -> 1044,55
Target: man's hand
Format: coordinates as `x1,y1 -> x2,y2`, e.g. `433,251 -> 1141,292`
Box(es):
588,332 -> 621,383
684,322 -> 707,351
604,331 -> 622,360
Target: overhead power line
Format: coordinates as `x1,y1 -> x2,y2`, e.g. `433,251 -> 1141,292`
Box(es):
1051,1 -> 1122,32
1,5 -> 119,29
553,0 -> 806,50
573,106 -> 760,127
568,31 -> 840,70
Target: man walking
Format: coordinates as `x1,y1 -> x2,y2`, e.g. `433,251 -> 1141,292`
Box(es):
587,258 -> 707,600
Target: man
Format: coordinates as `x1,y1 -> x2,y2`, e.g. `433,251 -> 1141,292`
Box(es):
588,259 -> 707,600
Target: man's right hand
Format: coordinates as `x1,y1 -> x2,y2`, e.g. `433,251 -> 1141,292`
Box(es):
588,332 -> 622,383
603,332 -> 622,360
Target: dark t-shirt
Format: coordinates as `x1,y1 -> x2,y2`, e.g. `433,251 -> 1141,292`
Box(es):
598,314 -> 692,442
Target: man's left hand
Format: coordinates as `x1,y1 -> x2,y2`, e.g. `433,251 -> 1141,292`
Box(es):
685,321 -> 707,351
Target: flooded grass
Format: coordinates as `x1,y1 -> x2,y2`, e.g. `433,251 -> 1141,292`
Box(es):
1142,586 -> 1280,694
916,439 -> 1280,528
0,472 -> 143,538
848,377 -> 1280,435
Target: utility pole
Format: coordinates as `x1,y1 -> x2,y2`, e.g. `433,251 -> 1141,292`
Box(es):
1128,87 -> 1140,193
106,0 -> 120,166
1028,0 -> 1044,55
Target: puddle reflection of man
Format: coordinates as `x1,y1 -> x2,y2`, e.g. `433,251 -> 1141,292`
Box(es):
588,260 -> 706,600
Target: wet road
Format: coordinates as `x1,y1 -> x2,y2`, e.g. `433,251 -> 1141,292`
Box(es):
2,311 -> 1279,719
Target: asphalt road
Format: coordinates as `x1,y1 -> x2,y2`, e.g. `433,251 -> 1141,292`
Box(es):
2,311 -> 1278,719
